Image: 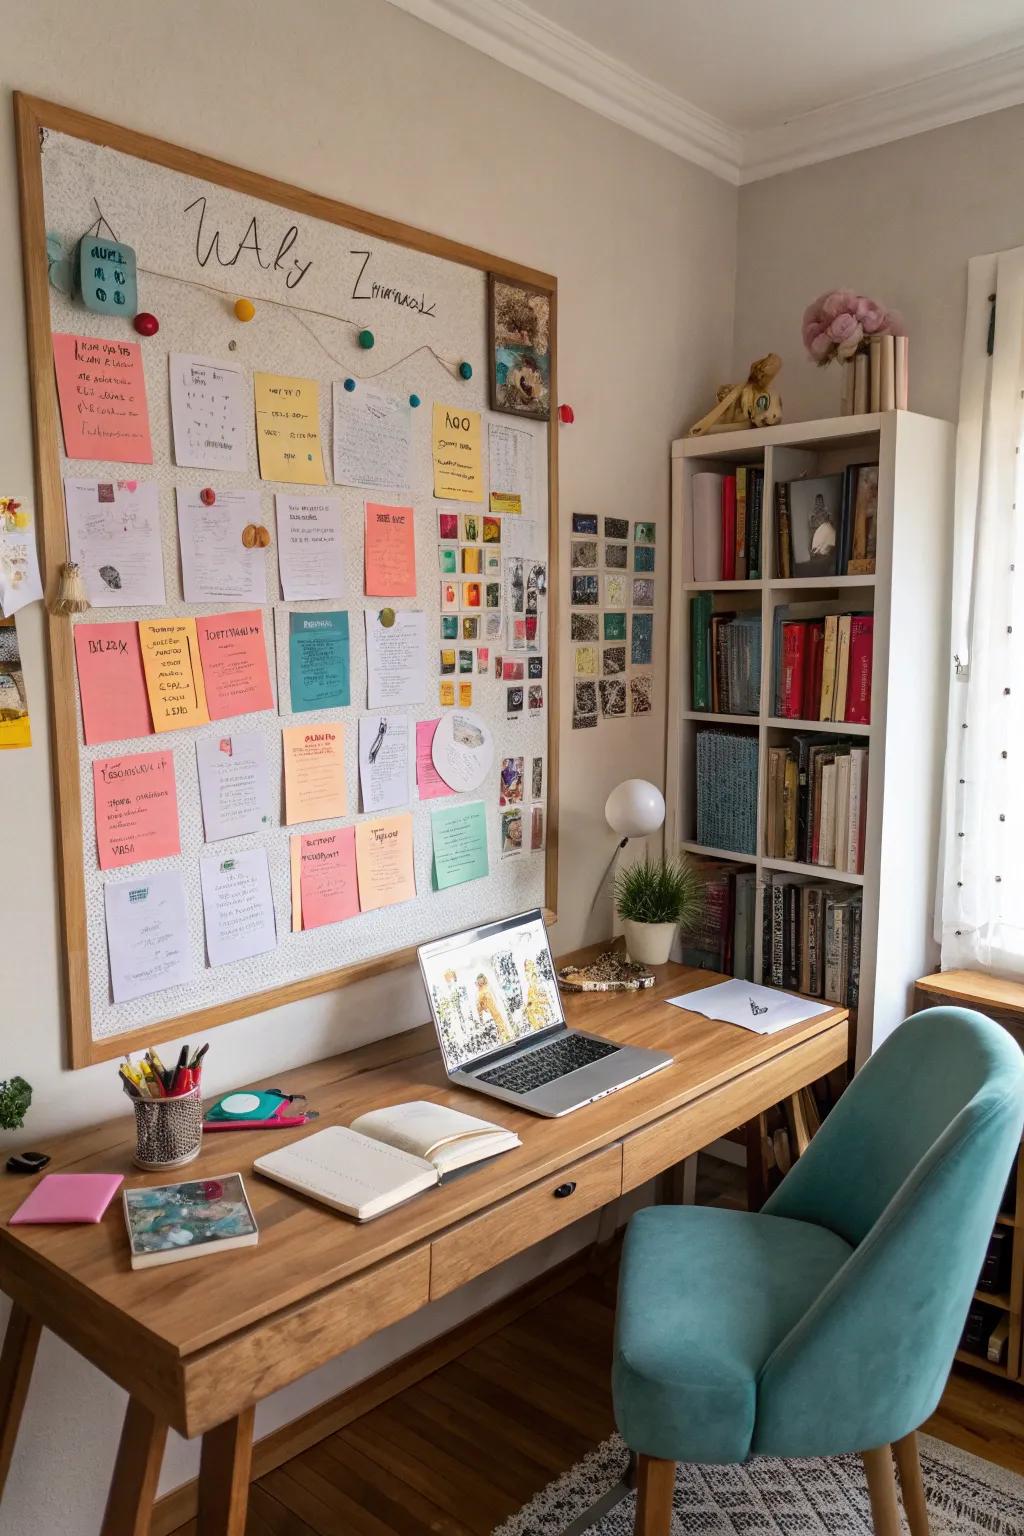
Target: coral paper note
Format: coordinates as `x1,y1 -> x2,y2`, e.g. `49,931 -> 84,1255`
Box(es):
92,751 -> 180,870
73,622 -> 152,745
292,827 -> 360,930
282,723 -> 347,824
52,333 -> 153,463
364,502 -> 416,597
195,611 -> 274,719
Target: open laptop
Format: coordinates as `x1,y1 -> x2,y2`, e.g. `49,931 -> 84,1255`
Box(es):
417,909 -> 672,1117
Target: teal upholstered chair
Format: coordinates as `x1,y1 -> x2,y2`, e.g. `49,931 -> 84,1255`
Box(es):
613,1007 -> 1024,1536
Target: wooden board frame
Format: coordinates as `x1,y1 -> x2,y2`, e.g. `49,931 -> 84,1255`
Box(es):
13,93 -> 559,1069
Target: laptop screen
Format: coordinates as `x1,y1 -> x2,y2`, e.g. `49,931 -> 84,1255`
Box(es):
418,909 -> 565,1073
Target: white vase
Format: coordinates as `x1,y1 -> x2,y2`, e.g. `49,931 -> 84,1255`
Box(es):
622,919 -> 677,966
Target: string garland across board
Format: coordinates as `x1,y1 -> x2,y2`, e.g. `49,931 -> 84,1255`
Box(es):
15,95 -> 558,1068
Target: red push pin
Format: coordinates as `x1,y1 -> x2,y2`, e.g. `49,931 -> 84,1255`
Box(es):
557,403 -> 575,424
133,312 -> 159,337
200,488 -> 216,506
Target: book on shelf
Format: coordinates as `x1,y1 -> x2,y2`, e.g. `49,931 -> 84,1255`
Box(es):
763,873 -> 862,1007
774,463 -> 879,579
692,471 -> 723,581
772,608 -> 873,724
690,599 -> 760,714
722,475 -> 736,581
690,467 -> 763,583
695,727 -> 758,855
765,737 -> 868,874
679,859 -> 756,981
735,467 -> 748,580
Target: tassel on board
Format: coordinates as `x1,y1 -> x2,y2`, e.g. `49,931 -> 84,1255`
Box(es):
51,561 -> 90,614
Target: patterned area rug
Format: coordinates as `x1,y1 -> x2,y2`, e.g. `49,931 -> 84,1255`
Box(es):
494,1433 -> 1024,1536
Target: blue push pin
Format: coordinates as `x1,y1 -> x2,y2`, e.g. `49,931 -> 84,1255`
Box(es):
459,361 -> 473,380
343,377 -> 357,392
409,393 -> 421,408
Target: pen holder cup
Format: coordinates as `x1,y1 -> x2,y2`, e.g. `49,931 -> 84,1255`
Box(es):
132,1087 -> 203,1171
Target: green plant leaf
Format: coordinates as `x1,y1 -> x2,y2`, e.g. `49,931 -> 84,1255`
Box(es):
613,854 -> 701,927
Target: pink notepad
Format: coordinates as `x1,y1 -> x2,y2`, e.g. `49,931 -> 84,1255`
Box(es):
9,1173 -> 124,1225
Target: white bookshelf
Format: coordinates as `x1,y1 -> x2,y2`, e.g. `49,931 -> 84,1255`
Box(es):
666,411 -> 955,1061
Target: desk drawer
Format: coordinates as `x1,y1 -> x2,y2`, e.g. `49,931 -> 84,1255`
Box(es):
430,1144 -> 623,1299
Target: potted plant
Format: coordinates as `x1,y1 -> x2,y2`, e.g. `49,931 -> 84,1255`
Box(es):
0,1076 -> 32,1132
614,854 -> 701,966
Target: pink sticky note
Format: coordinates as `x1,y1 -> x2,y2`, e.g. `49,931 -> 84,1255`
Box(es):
74,622 -> 153,746
92,751 -> 180,870
364,502 -> 416,597
416,718 -> 454,800
195,611 -> 274,719
299,826 -> 360,929
10,1172 -> 124,1225
52,333 -> 153,464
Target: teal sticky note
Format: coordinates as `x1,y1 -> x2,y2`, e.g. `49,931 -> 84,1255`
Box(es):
289,611 -> 350,712
77,237 -> 138,317
431,800 -> 489,890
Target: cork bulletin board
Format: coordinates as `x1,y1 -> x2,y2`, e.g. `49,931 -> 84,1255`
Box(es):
15,95 -> 558,1067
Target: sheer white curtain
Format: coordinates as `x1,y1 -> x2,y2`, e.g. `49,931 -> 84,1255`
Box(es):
937,247 -> 1024,972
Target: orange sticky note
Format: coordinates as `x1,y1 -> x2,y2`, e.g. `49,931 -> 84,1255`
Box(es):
73,622 -> 152,745
138,619 -> 209,732
296,827 -> 360,930
52,333 -> 153,463
364,502 -> 416,597
92,751 -> 180,870
195,611 -> 274,720
355,813 -> 416,912
282,723 -> 346,824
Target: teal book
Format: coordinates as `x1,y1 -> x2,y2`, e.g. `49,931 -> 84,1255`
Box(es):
123,1172 -> 258,1269
690,593 -> 712,710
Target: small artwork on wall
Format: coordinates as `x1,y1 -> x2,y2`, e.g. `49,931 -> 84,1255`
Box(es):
489,274 -> 551,420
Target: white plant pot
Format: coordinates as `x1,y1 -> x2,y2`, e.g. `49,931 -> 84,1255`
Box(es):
622,919 -> 677,966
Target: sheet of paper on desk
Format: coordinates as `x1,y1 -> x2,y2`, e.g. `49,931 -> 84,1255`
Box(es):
667,978 -> 832,1034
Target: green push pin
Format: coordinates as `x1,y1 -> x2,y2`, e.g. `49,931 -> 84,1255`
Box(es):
358,329 -> 375,349
379,607 -> 396,628
459,361 -> 473,380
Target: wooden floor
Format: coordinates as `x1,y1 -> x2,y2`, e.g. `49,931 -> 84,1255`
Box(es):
172,1160 -> 1024,1535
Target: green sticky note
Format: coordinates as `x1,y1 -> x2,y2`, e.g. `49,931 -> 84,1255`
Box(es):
431,800 -> 489,890
289,611 -> 350,712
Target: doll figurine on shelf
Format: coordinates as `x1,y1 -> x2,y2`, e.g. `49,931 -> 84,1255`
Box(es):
688,353 -> 783,436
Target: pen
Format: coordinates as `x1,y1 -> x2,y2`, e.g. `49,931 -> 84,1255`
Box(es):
145,1049 -> 169,1092
170,1045 -> 190,1096
189,1043 -> 210,1073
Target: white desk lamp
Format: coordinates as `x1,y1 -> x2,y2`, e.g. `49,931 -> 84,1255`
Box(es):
588,779 -> 666,922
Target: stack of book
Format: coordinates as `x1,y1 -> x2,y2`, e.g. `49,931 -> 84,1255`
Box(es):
772,608 -> 873,723
679,860 -> 756,981
695,728 -> 758,855
774,463 -> 878,579
690,597 -> 760,714
764,736 -> 868,873
762,874 -> 862,1006
691,466 -> 765,581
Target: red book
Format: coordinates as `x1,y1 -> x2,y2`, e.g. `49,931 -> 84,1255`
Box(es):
780,622 -> 807,719
801,621 -> 825,721
845,615 -> 874,722
721,476 -> 737,580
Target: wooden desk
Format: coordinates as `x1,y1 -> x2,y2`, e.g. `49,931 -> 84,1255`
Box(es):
0,956 -> 848,1534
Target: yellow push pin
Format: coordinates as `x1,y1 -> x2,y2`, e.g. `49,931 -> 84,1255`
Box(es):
234,297 -> 256,322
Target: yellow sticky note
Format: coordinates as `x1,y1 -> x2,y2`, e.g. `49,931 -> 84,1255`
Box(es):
458,681 -> 473,707
138,619 -> 210,731
355,813 -> 416,912
439,679 -> 455,707
254,372 -> 327,485
432,404 -> 483,502
489,492 -> 521,515
282,722 -> 346,824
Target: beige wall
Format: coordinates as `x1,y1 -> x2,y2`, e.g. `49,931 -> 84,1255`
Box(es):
0,0 -> 736,1528
734,103 -> 1024,424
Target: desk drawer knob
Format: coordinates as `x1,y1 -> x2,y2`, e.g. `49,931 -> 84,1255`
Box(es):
553,1181 -> 577,1199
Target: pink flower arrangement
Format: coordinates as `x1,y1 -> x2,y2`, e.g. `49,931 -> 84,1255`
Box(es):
802,290 -> 905,365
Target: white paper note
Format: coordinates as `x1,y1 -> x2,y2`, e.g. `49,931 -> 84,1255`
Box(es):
275,494 -> 346,601
488,421 -> 536,514
358,713 -> 415,814
169,353 -> 248,473
63,478 -> 166,608
364,609 -> 427,708
430,709 -> 494,792
176,487 -> 266,604
196,732 -> 274,843
666,978 -> 831,1035
333,384 -> 412,491
0,495 -> 43,617
503,516 -> 543,559
200,846 -> 278,967
104,868 -> 192,1003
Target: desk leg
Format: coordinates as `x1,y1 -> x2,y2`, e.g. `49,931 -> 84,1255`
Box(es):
0,1305 -> 41,1498
197,1405 -> 254,1536
100,1398 -> 168,1536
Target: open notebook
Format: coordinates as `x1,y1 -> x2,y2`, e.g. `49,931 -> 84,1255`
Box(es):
254,1101 -> 521,1221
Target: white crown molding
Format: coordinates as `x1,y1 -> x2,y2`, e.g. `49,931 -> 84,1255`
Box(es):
385,0 -> 1024,189
382,0 -> 744,184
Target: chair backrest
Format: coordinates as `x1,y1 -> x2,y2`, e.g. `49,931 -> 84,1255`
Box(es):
754,1007 -> 1024,1456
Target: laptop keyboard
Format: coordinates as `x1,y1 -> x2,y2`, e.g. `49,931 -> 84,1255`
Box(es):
477,1034 -> 619,1095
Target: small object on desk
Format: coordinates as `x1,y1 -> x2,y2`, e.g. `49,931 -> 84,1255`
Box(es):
5,1151 -> 50,1175
123,1172 -> 258,1269
667,977 -> 832,1035
558,950 -> 655,993
203,1089 -> 319,1130
9,1171 -> 123,1225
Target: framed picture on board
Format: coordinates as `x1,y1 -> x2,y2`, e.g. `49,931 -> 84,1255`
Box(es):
488,273 -> 551,420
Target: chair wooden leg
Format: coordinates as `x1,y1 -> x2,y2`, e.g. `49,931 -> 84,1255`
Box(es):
197,1405 -> 254,1535
0,1305 -> 41,1500
861,1445 -> 901,1536
894,1431 -> 930,1536
634,1453 -> 675,1535
100,1398 -> 168,1536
